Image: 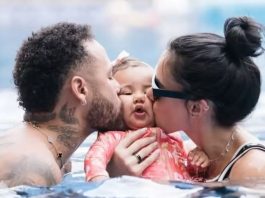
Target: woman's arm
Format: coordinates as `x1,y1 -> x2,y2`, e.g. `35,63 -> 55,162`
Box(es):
107,128 -> 160,177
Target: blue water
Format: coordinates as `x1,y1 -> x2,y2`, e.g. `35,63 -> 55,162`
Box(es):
1,1 -> 265,197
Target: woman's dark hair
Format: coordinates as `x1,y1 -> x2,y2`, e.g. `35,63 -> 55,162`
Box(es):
168,16 -> 264,127
13,22 -> 93,113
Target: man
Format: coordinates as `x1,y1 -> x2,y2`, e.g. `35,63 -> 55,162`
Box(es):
0,22 -> 124,187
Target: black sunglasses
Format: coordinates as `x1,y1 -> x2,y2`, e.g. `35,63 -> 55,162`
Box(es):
152,74 -> 191,100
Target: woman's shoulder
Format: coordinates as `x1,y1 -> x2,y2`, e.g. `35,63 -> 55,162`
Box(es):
229,143 -> 265,180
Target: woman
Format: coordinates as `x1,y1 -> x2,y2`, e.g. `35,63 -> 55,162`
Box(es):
107,16 -> 265,182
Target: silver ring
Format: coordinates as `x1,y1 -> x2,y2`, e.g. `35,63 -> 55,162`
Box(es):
136,154 -> 142,164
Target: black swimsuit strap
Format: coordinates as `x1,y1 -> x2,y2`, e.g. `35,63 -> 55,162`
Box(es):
221,143 -> 265,180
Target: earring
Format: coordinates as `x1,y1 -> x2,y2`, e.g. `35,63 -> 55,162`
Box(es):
81,99 -> 87,106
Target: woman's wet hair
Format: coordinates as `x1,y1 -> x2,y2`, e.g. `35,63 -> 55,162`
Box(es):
168,16 -> 264,127
112,57 -> 152,75
13,23 -> 93,113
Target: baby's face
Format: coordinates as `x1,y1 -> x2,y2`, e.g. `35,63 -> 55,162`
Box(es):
114,66 -> 155,130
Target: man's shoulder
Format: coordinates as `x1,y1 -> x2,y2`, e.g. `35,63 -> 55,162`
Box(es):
0,151 -> 61,187
0,130 -> 61,187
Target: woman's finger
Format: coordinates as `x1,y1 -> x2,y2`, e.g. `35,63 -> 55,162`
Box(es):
119,128 -> 147,148
135,149 -> 160,173
128,136 -> 156,155
134,141 -> 158,162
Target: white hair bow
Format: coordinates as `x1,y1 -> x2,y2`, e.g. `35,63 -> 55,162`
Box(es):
112,50 -> 130,66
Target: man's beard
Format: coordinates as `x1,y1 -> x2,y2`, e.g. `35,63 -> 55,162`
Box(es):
87,91 -> 126,132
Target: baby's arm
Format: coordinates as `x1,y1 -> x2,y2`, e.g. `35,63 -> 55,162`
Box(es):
84,131 -> 124,181
188,147 -> 210,168
187,147 -> 210,179
183,139 -> 209,168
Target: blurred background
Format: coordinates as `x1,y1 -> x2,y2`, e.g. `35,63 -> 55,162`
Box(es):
0,0 -> 265,136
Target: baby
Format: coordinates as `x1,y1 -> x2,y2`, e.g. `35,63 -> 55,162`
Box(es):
84,54 -> 209,182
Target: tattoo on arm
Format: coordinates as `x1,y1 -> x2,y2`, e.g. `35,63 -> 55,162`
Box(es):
59,103 -> 79,125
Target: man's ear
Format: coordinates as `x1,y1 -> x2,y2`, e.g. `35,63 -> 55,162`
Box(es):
187,99 -> 209,117
71,76 -> 89,106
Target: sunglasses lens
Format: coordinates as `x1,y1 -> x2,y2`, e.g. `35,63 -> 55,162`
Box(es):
152,75 -> 190,100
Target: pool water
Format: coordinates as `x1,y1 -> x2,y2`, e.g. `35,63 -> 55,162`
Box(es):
0,132 -> 265,198
0,89 -> 265,197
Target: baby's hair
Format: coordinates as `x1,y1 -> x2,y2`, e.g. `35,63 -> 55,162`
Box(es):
112,57 -> 152,75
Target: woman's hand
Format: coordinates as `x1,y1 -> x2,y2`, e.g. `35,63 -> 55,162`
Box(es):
107,128 -> 160,177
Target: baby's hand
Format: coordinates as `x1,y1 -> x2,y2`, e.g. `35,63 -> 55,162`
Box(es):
188,147 -> 210,168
